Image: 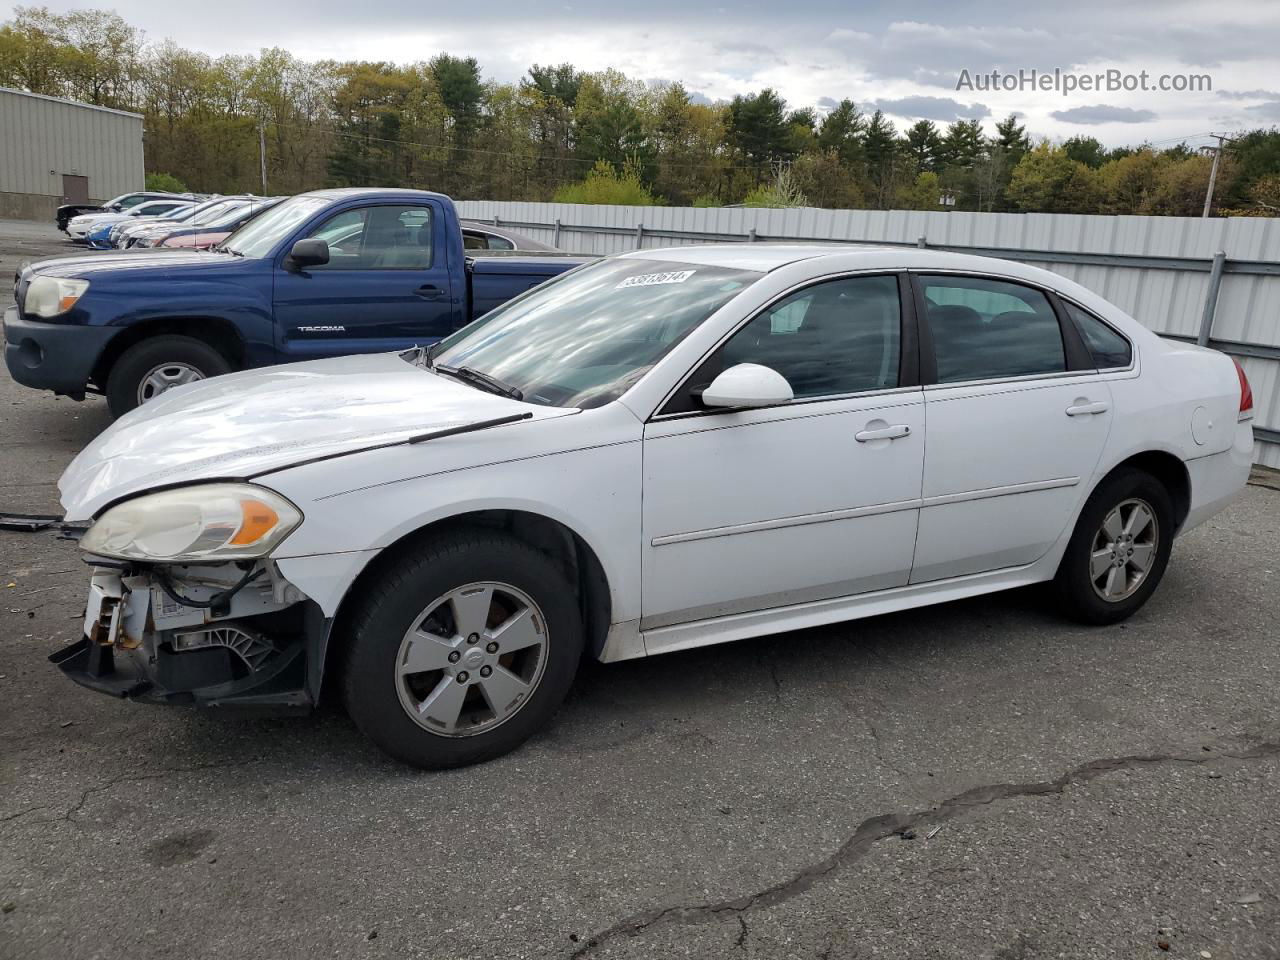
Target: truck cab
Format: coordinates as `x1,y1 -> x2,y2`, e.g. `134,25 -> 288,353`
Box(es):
6,189 -> 589,417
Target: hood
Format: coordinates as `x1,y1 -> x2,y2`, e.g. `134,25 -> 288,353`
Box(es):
26,250 -> 241,280
59,352 -> 573,520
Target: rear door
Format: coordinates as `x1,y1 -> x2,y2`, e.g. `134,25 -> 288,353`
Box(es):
910,273 -> 1113,583
273,201 -> 458,361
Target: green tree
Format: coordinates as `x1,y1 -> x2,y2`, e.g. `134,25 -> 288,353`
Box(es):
993,114 -> 1030,165
742,164 -> 808,207
1062,135 -> 1107,169
428,53 -> 485,143
862,110 -> 900,207
145,172 -> 187,192
903,120 -> 943,173
817,99 -> 865,169
1007,143 -> 1103,213
895,171 -> 943,210
553,159 -> 656,204
727,88 -> 793,176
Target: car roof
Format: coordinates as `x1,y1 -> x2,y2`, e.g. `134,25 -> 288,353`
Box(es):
617,243 -> 1063,282
301,187 -> 452,203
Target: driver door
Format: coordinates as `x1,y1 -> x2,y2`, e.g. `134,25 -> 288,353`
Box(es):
640,273 -> 925,631
273,202 -> 458,361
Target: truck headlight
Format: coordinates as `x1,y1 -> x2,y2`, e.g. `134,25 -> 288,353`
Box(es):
80,484 -> 302,562
24,276 -> 89,318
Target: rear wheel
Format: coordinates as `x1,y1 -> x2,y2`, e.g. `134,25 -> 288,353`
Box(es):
106,335 -> 231,418
1054,468 -> 1174,625
342,531 -> 583,769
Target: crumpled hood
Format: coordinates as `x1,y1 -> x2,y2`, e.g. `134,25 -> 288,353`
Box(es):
59,352 -> 571,520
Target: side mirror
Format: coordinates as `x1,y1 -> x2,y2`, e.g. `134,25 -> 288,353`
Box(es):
287,238 -> 330,270
701,363 -> 794,409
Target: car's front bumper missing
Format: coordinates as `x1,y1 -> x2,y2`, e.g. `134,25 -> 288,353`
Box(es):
51,563 -> 330,714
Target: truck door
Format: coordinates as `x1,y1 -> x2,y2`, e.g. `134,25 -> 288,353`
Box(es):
273,201 -> 458,361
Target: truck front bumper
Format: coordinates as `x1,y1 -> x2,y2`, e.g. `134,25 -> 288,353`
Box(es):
51,564 -> 330,714
3,306 -> 117,396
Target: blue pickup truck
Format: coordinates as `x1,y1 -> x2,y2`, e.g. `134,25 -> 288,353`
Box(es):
6,189 -> 588,416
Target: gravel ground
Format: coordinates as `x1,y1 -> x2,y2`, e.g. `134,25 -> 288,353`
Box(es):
1,218 -> 1278,960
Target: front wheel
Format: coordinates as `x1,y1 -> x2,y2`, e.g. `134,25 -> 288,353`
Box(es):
342,531 -> 584,769
106,335 -> 232,418
1053,468 -> 1175,625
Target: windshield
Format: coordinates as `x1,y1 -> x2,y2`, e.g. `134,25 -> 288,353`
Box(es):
431,257 -> 761,408
221,195 -> 331,258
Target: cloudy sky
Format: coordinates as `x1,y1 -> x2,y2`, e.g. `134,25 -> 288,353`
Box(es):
18,0 -> 1280,146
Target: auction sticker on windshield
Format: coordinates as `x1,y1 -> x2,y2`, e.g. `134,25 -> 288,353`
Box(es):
617,270 -> 696,288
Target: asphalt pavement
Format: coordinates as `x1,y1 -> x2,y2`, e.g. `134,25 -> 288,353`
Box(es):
1,219 -> 1278,960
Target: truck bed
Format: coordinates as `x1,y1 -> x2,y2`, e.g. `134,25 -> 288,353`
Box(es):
468,254 -> 594,318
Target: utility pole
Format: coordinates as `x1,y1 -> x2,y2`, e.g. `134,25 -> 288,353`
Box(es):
256,120 -> 266,195
1202,133 -> 1233,218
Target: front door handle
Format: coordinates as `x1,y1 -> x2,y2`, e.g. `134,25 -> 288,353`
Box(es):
415,284 -> 444,301
855,424 -> 911,442
1065,400 -> 1110,416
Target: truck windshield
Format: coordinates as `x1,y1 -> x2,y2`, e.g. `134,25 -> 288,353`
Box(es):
220,195 -> 331,258
430,258 -> 761,409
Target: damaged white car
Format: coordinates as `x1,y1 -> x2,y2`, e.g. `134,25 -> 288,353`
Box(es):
54,246 -> 1254,768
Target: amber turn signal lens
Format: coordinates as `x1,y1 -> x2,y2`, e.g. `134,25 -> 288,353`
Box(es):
229,499 -> 280,545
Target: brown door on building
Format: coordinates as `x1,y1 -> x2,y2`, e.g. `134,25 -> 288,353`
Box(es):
61,175 -> 90,204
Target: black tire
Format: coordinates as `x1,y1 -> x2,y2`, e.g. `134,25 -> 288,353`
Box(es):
341,530 -> 584,769
106,335 -> 232,418
1053,467 -> 1175,625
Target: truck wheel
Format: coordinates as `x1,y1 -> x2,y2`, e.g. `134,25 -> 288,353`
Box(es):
106,336 -> 231,417
1053,468 -> 1174,625
342,531 -> 584,769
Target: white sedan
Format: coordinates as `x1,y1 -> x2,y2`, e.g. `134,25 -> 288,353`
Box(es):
54,246 -> 1254,768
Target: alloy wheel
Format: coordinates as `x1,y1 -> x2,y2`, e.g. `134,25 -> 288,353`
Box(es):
1089,497 -> 1159,602
395,581 -> 548,737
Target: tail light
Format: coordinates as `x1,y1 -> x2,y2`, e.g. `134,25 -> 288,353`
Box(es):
1235,359 -> 1254,417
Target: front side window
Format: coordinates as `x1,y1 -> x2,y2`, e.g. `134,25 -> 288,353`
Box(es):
714,274 -> 902,399
919,275 -> 1065,383
301,205 -> 433,270
432,258 -> 761,408
1064,301 -> 1132,368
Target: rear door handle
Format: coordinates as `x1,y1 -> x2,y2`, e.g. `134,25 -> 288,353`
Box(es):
855,424 -> 911,442
1065,400 -> 1110,416
415,284 -> 444,301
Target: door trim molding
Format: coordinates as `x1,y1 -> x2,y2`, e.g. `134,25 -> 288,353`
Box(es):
650,476 -> 1079,547
651,496 -> 921,546
920,475 -> 1079,509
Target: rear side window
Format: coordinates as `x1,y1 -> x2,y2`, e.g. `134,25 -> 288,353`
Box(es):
1064,301 -> 1132,368
919,275 -> 1065,383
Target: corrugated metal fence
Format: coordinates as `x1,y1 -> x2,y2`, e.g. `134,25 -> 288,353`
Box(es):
457,200 -> 1280,468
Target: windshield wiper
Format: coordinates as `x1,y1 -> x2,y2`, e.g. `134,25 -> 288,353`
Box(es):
436,364 -> 523,401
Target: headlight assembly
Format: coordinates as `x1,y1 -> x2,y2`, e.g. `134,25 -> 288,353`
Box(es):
79,484 -> 302,562
24,275 -> 89,318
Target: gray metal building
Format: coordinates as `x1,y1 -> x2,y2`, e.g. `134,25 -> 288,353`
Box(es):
0,87 -> 144,222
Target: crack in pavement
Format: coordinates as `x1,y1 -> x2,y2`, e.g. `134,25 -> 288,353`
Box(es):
1,758 -> 263,829
567,735 -> 1280,959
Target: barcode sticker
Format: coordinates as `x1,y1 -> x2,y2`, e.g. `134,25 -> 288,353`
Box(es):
617,270 -> 696,289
